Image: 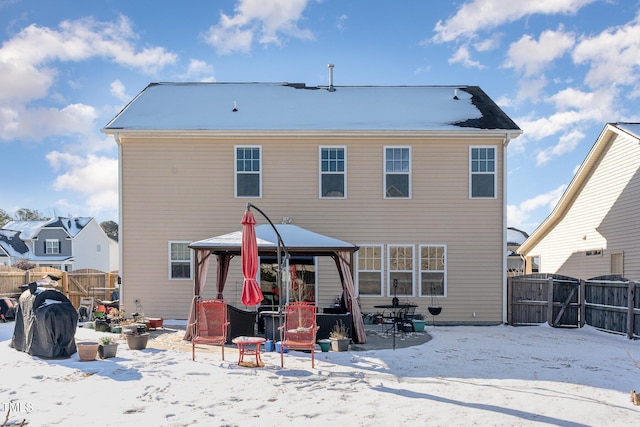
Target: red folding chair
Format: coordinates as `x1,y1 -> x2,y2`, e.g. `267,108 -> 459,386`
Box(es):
191,299 -> 229,361
280,302 -> 319,368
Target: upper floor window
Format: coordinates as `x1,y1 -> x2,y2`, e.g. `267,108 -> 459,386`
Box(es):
419,244 -> 446,297
169,241 -> 192,280
384,147 -> 411,198
45,239 -> 60,254
235,146 -> 261,197
388,245 -> 414,296
470,146 -> 496,198
320,146 -> 346,198
357,245 -> 383,296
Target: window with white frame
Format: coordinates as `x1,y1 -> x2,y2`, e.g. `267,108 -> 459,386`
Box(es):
235,146 -> 261,197
357,245 -> 383,296
419,245 -> 446,296
611,252 -> 623,276
384,147 -> 411,198
169,241 -> 192,280
45,239 -> 60,254
320,146 -> 346,198
388,245 -> 414,296
470,146 -> 496,198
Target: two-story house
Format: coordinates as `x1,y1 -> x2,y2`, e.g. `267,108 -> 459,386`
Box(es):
102,82 -> 521,323
0,217 -> 119,272
518,123 -> 640,280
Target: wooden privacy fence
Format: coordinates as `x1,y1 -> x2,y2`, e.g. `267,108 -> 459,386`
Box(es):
0,266 -> 118,309
508,274 -> 640,339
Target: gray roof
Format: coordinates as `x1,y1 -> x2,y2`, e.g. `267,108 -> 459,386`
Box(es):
103,82 -> 521,133
615,122 -> 640,139
4,217 -> 92,239
0,229 -> 29,257
189,224 -> 358,256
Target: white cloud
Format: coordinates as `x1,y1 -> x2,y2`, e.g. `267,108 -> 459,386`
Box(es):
110,80 -> 130,102
0,16 -> 177,142
202,0 -> 314,54
516,77 -> 548,103
572,14 -> 640,90
180,59 -> 216,82
46,151 -> 118,215
432,0 -> 596,43
504,27 -> 575,76
0,103 -> 97,141
337,14 -> 348,32
535,128 -> 584,165
448,46 -> 485,69
508,184 -> 567,230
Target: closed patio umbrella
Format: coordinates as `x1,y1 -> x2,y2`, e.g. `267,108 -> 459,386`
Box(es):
241,210 -> 264,306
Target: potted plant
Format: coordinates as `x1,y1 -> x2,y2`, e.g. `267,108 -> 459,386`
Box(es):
411,313 -> 426,333
124,327 -> 150,350
77,341 -> 99,361
98,336 -> 119,359
329,320 -> 349,352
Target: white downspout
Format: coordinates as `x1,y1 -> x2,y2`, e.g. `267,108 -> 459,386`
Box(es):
502,133 -> 513,324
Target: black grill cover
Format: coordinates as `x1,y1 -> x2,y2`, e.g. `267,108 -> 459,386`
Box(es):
10,284 -> 78,358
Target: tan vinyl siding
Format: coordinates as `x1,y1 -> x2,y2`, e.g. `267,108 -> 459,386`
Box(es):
119,135 -> 505,321
526,132 -> 640,279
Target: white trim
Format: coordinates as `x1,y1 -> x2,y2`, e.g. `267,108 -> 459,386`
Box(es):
318,145 -> 347,199
386,244 -> 415,297
469,145 -> 497,199
418,244 -> 447,297
383,146 -> 412,199
168,240 -> 193,280
355,244 -> 384,297
234,145 -> 262,198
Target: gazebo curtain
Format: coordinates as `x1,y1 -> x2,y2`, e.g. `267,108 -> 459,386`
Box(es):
333,250 -> 366,344
184,249 -> 364,343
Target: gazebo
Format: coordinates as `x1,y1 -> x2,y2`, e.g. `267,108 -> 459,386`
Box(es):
184,224 -> 365,343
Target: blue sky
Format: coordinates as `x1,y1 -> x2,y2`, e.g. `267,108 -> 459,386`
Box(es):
1,0 -> 639,233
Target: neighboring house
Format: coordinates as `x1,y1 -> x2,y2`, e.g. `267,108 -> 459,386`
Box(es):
518,123 -> 640,280
507,227 -> 528,276
103,81 -> 521,322
0,217 -> 118,272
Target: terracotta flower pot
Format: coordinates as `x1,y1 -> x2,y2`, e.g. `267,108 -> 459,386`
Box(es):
77,342 -> 99,361
147,317 -> 163,330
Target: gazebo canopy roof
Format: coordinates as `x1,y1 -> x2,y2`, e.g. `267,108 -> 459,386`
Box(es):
189,224 -> 359,256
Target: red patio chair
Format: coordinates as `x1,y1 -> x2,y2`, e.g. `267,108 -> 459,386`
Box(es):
191,299 -> 229,361
280,302 -> 319,368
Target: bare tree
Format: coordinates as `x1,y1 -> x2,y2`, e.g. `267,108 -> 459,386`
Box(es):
100,220 -> 119,241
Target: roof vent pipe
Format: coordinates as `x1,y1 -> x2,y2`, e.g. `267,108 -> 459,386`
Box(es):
328,64 -> 336,92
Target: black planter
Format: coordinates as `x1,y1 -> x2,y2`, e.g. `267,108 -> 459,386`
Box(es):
428,306 -> 442,316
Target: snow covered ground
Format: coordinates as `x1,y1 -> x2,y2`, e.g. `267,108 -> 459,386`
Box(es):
1,321 -> 639,426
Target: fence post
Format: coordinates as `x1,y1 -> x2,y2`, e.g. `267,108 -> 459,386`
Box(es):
507,277 -> 512,325
627,281 -> 636,340
579,280 -> 586,328
547,277 -> 554,326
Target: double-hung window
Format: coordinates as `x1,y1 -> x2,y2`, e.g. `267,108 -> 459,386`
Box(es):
357,245 -> 383,296
45,239 -> 60,254
384,147 -> 411,198
388,245 -> 414,296
320,146 -> 346,198
470,146 -> 496,198
419,245 -> 446,296
169,241 -> 192,280
235,146 -> 261,197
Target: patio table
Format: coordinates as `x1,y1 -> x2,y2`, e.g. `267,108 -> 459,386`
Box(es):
374,304 -> 418,350
232,336 -> 266,367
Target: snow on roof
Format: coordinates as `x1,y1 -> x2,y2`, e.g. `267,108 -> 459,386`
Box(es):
615,122 -> 640,139
3,217 -> 92,239
0,229 -> 30,257
44,217 -> 92,237
103,83 -> 521,133
190,224 -> 358,254
507,227 -> 529,246
3,220 -> 49,240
